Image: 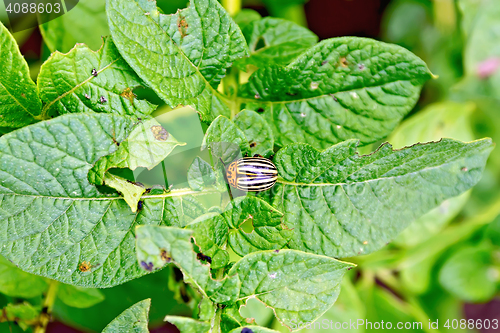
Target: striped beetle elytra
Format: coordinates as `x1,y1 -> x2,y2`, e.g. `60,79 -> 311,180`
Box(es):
226,157 -> 278,192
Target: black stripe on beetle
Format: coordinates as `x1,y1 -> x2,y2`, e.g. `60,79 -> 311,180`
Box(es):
226,157 -> 278,192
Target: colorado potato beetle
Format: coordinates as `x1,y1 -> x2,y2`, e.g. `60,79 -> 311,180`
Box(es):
226,157 -> 278,192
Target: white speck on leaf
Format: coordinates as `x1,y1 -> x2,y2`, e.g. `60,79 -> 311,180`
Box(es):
336,125 -> 341,129
269,273 -> 277,279
300,112 -> 306,117
310,82 -> 319,90
351,92 -> 359,99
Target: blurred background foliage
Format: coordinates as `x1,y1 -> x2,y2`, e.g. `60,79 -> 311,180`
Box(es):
1,0 -> 500,332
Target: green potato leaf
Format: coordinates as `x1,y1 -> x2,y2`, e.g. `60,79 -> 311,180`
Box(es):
101,299 -> 150,333
106,0 -> 249,121
240,37 -> 433,149
233,110 -> 274,158
389,101 -> 475,247
40,0 -> 110,53
102,173 -> 146,213
225,196 -> 290,257
90,118 -> 184,180
0,255 -> 49,298
187,157 -> 217,191
235,17 -> 318,69
223,250 -> 355,330
88,117 -> 185,211
439,245 -> 499,302
0,113 -> 212,288
135,225 -> 240,304
233,9 -> 262,31
57,284 -> 106,309
270,138 -> 493,258
0,22 -> 42,128
1,302 -> 39,323
38,37 -> 156,119
186,212 -> 230,269
164,316 -> 211,333
186,196 -> 290,260
202,115 -> 250,163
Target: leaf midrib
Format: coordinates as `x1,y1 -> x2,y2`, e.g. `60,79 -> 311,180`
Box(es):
41,58 -> 120,114
0,188 -> 222,201
109,1 -> 231,107
237,79 -> 416,105
276,160 -> 480,187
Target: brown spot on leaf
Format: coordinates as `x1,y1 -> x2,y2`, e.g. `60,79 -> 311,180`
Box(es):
21,93 -> 26,98
178,16 -> 188,38
249,142 -> 257,148
151,125 -> 169,141
339,57 -> 348,68
79,261 -> 92,272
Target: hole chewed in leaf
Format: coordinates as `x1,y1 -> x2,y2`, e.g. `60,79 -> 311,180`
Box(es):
339,57 -> 348,67
254,37 -> 266,51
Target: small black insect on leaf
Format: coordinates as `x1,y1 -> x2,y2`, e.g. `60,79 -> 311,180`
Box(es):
274,249 -> 280,253
196,252 -> 211,263
91,68 -> 98,77
160,248 -> 172,263
241,328 -> 254,333
99,96 -> 107,104
137,200 -> 143,211
249,142 -> 257,148
140,261 -> 154,271
256,108 -> 264,113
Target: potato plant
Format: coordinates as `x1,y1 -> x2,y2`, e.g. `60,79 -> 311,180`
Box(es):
0,0 -> 496,332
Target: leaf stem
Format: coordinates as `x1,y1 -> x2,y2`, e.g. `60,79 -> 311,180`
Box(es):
34,280 -> 59,333
209,306 -> 222,333
433,0 -> 456,33
222,0 -> 241,16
